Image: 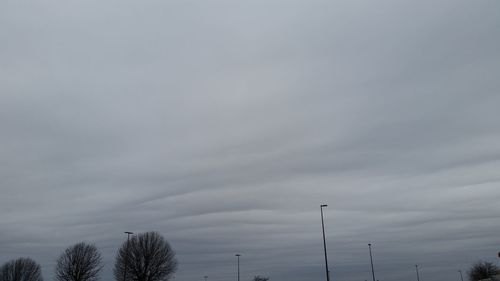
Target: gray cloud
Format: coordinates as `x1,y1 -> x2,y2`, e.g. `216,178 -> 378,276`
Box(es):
1,1 -> 500,281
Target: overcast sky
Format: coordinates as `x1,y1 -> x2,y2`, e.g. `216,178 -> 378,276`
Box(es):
1,1 -> 500,281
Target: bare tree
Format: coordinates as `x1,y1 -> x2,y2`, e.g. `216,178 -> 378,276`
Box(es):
55,242 -> 103,281
253,276 -> 269,281
114,231 -> 177,281
0,257 -> 43,281
468,261 -> 499,281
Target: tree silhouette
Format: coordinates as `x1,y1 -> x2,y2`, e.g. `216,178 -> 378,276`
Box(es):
0,258 -> 43,281
55,242 -> 103,281
468,261 -> 499,281
114,232 -> 177,281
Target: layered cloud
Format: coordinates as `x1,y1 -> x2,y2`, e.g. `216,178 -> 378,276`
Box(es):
1,1 -> 499,281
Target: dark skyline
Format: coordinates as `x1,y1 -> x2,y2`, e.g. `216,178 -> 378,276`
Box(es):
1,1 -> 499,281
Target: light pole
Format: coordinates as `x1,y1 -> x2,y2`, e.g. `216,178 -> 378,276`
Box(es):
415,264 -> 421,281
458,270 -> 464,281
320,204 -> 330,281
123,232 -> 133,281
236,254 -> 241,281
368,244 -> 376,281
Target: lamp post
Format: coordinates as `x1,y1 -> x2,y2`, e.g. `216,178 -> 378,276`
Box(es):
123,232 -> 133,281
368,244 -> 376,281
236,254 -> 241,281
320,204 -> 330,281
415,265 -> 421,281
458,270 -> 464,281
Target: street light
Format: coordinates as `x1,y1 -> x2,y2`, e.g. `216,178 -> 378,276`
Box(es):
123,232 -> 133,281
368,244 -> 376,281
415,264 -> 421,281
458,270 -> 464,281
236,254 -> 241,281
320,204 -> 330,281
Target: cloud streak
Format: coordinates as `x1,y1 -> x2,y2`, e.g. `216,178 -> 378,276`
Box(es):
1,1 -> 500,281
